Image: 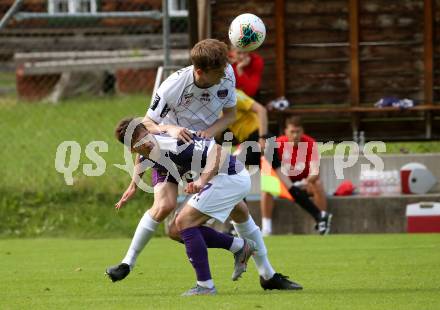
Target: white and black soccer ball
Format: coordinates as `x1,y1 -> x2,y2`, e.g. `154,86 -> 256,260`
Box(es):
228,13 -> 266,52
270,97 -> 290,111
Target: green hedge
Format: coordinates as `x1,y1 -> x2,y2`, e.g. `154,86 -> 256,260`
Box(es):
0,189 -> 159,238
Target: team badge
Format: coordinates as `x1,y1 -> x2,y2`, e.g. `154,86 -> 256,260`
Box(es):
217,89 -> 228,99
182,93 -> 193,107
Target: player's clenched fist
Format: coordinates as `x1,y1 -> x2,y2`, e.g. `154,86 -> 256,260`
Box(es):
184,180 -> 205,194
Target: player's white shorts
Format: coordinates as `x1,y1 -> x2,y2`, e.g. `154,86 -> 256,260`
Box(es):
187,169 -> 251,223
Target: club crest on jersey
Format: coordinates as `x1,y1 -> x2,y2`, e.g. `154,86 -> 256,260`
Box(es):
217,89 -> 228,99
201,92 -> 210,102
181,93 -> 193,107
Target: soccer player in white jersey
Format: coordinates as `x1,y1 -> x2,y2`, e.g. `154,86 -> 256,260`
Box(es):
106,39 -> 301,291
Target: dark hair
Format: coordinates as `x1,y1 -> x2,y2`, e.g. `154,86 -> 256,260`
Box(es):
191,39 -> 229,71
285,116 -> 303,128
114,117 -> 147,147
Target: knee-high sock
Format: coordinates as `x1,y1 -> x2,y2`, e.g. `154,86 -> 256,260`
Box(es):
122,211 -> 159,269
198,226 -> 233,249
174,226 -> 245,253
180,227 -> 213,285
232,216 -> 275,280
289,186 -> 321,223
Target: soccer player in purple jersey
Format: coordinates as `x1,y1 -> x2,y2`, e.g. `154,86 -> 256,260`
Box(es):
108,118 -> 303,295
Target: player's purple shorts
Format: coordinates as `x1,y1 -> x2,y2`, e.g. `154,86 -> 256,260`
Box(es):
151,168 -> 178,187
151,167 -> 192,187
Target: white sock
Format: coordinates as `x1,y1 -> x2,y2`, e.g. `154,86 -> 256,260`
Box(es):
232,216 -> 276,280
197,279 -> 214,289
229,237 -> 244,253
262,217 -> 272,235
121,211 -> 159,269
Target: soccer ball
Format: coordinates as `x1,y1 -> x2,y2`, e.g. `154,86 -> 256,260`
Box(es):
269,97 -> 290,111
228,13 -> 266,52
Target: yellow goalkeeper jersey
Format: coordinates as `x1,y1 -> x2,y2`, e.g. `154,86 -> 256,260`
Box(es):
228,89 -> 259,143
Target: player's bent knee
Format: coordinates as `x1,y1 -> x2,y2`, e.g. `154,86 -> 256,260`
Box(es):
174,214 -> 188,232
167,220 -> 182,242
230,200 -> 249,223
150,202 -> 176,222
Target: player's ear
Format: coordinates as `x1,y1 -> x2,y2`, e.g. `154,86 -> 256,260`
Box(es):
195,67 -> 204,76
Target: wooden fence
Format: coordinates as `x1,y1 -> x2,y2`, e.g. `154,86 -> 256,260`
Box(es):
211,0 -> 440,141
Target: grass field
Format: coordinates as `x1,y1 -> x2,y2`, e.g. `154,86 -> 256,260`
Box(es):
0,94 -> 159,238
0,94 -> 149,193
1,234 -> 439,309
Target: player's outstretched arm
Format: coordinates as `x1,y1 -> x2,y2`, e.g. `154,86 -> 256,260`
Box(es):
142,116 -> 164,134
250,101 -> 268,149
115,154 -> 144,210
142,116 -> 193,143
115,183 -> 137,210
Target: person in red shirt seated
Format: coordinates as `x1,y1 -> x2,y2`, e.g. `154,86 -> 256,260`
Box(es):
261,116 -> 332,236
229,47 -> 264,98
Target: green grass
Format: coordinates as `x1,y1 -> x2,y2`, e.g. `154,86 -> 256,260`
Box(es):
0,191 -> 154,238
0,72 -> 16,91
0,94 -> 158,238
0,94 -> 149,193
0,234 -> 439,309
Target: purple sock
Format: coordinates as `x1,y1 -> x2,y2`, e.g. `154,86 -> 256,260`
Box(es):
199,226 -> 234,250
180,227 -> 212,281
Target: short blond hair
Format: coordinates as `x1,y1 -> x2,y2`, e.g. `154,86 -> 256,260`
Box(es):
190,39 -> 228,71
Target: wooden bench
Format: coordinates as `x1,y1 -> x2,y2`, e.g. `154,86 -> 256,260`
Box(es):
14,49 -> 190,100
270,105 -> 440,141
14,49 -> 189,75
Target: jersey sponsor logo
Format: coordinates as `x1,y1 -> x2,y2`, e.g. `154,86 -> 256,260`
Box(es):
201,92 -> 210,102
217,89 -> 228,99
150,94 -> 161,111
160,104 -> 171,118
